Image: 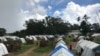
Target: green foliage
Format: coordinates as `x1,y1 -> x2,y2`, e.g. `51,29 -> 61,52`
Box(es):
11,30 -> 26,37
25,16 -> 70,35
80,21 -> 91,35
79,14 -> 91,36
0,28 -> 6,36
13,44 -> 34,55
65,36 -> 73,43
34,46 -> 52,53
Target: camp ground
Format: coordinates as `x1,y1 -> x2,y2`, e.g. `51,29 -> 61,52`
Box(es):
50,37 -> 74,56
0,43 -> 8,56
75,39 -> 100,56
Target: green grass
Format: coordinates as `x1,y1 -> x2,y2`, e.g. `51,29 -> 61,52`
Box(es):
65,36 -> 73,43
34,46 -> 52,53
13,44 -> 34,55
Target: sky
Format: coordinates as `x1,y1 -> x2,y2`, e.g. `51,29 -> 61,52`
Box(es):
0,0 -> 100,33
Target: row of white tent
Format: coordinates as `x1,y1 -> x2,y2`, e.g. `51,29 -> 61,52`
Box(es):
75,39 -> 100,56
0,35 -> 55,56
73,33 -> 100,40
0,35 -> 55,44
50,37 -> 74,56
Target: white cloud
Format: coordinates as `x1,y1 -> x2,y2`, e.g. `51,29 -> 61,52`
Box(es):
55,1 -> 100,24
32,5 -> 47,15
48,5 -> 52,10
56,0 -> 65,5
53,10 -> 61,17
0,0 -> 47,33
0,0 -> 24,33
20,0 -> 47,24
26,0 -> 48,7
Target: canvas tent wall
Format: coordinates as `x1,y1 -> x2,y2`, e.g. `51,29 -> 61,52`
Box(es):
57,40 -> 66,44
20,38 -> 26,43
46,35 -> 54,38
5,36 -> 20,40
78,36 -> 85,41
31,36 -> 37,41
0,43 -> 8,56
75,39 -> 90,53
50,45 -> 74,56
92,33 -> 100,37
76,39 -> 100,56
55,42 -> 68,49
43,36 -> 48,41
50,36 -> 74,56
81,42 -> 100,56
0,37 -> 7,42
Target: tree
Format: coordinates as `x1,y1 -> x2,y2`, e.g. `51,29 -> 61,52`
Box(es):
78,14 -> 91,36
25,16 -> 70,35
0,28 -> 6,36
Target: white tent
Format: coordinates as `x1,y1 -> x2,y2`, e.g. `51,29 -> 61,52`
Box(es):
5,36 -> 20,40
81,42 -> 100,56
43,36 -> 48,40
0,37 -> 7,42
75,39 -> 90,53
26,36 -> 33,40
55,42 -> 68,49
76,39 -> 100,56
20,38 -> 26,43
57,37 -> 63,41
46,35 -> 54,38
50,45 -> 74,56
0,43 -> 8,56
31,36 -> 37,41
56,40 -> 66,45
92,33 -> 100,37
78,36 -> 85,40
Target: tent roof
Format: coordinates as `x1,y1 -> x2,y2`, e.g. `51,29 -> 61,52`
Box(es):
50,45 -> 74,56
55,42 -> 68,49
20,38 -> 26,43
92,33 -> 100,37
93,45 -> 100,53
0,43 -> 8,55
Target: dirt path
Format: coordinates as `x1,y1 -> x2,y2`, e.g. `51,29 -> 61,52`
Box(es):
18,46 -> 35,56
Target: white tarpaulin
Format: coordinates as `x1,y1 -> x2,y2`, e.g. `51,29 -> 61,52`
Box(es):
0,43 -> 8,56
55,42 -> 68,49
78,36 -> 85,40
75,39 -> 90,53
20,38 -> 26,43
26,36 -> 33,40
0,37 -> 7,41
31,36 -> 37,41
92,33 -> 100,37
5,36 -> 20,40
57,40 -> 66,45
50,45 -> 74,56
81,42 -> 99,56
43,36 -> 48,40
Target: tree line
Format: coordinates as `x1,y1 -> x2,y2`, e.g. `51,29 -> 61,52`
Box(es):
0,15 -> 100,37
